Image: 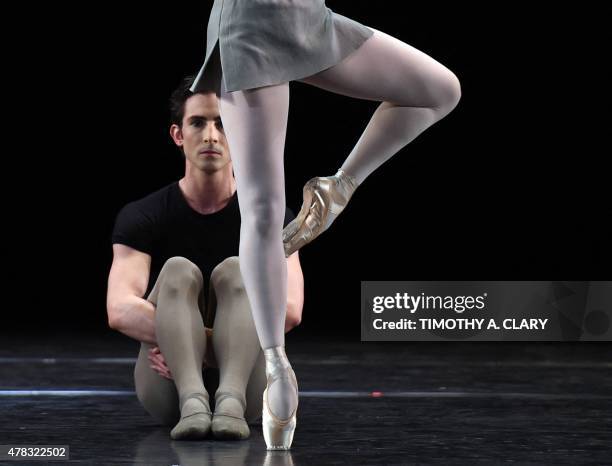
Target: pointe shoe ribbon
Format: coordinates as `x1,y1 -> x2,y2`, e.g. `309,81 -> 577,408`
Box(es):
282,169 -> 358,257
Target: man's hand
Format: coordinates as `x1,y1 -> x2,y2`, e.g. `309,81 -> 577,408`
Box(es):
148,346 -> 173,380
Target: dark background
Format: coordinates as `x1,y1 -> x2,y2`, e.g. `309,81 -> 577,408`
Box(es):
6,2 -> 610,337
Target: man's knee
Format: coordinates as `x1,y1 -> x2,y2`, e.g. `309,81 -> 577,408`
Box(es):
210,256 -> 246,295
158,256 -> 203,291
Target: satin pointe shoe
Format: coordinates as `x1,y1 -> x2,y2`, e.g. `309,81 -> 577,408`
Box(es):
262,346 -> 299,450
282,169 -> 358,257
170,392 -> 212,440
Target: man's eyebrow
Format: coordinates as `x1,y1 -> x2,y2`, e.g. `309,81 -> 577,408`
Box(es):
186,115 -> 221,121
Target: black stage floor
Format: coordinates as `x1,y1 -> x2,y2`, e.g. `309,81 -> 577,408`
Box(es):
0,332 -> 610,465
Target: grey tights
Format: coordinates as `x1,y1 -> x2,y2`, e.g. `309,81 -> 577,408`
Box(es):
133,256 -> 266,426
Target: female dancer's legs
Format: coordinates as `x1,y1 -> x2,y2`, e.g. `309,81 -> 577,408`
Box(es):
217,26 -> 461,445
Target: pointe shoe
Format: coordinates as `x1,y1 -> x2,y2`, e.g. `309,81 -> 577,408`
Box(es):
283,169 -> 358,257
262,347 -> 298,450
170,392 -> 212,440
212,391 -> 250,440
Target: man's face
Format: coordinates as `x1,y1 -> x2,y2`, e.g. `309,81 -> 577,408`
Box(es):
170,93 -> 231,173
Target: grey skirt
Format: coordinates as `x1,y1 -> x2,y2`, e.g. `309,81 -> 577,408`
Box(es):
190,0 -> 374,93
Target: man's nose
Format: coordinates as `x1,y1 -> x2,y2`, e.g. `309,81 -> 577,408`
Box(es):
203,123 -> 219,143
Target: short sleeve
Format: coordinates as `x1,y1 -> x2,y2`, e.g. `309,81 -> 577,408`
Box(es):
111,202 -> 157,255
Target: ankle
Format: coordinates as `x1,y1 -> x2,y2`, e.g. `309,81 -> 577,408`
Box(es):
335,168 -> 360,191
180,393 -> 211,417
263,346 -> 291,371
179,391 -> 209,409
265,347 -> 295,385
215,392 -> 246,417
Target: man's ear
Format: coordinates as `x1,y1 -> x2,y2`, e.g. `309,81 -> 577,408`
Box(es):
169,124 -> 183,147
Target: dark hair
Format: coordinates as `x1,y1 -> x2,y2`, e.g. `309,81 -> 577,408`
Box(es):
169,75 -> 214,127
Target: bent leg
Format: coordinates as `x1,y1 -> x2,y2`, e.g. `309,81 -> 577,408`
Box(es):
144,256 -> 211,439
133,256 -> 208,426
298,27 -> 462,184
208,256 -> 262,439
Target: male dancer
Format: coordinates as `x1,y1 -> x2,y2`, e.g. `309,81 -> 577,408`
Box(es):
107,76 -> 304,440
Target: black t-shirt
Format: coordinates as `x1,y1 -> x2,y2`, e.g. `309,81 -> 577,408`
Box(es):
111,181 -> 295,299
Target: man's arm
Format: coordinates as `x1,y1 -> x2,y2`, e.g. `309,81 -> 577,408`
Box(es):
106,244 -> 157,344
285,251 -> 304,332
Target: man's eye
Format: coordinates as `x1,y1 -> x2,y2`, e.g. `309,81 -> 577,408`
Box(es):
192,120 -> 203,127
216,120 -> 224,129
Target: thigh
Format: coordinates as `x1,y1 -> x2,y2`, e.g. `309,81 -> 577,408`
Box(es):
298,27 -> 457,107
219,83 -> 289,212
